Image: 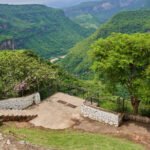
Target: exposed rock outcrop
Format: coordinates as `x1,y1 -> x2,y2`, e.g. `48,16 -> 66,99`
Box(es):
0,39 -> 15,50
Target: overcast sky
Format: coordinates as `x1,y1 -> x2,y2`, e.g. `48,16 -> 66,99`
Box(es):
0,0 -> 94,7
0,0 -> 47,4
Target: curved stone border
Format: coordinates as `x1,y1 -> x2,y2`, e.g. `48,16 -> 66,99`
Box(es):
81,102 -> 124,127
0,93 -> 41,110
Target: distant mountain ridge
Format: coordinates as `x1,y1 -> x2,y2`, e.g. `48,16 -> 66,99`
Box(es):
64,0 -> 150,30
61,9 -> 150,78
46,0 -> 100,8
0,4 -> 91,58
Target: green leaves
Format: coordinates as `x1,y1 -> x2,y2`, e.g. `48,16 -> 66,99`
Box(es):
0,50 -> 57,98
91,33 -> 150,105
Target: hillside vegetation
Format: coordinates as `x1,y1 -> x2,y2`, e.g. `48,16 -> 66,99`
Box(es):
0,4 -> 91,58
91,33 -> 150,114
0,50 -> 57,98
61,10 -> 150,78
0,50 -> 105,101
64,0 -> 150,30
0,48 -> 149,115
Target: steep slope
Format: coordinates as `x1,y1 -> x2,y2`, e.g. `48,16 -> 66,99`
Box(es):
64,0 -> 150,30
61,10 -> 150,78
0,4 -> 91,58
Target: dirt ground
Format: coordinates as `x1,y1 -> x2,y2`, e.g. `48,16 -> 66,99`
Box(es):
73,119 -> 150,149
0,132 -> 51,150
30,92 -> 84,129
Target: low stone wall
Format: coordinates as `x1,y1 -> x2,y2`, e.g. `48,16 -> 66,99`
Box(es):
81,102 -> 124,127
0,93 -> 41,110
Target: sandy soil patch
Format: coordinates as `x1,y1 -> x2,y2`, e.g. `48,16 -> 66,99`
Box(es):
30,93 -> 84,129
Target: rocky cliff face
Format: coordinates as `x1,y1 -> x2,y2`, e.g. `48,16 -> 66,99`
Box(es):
0,39 -> 15,50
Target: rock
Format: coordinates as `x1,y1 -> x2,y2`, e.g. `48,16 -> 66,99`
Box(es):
135,135 -> 141,141
0,133 -> 4,140
71,114 -> 82,121
19,140 -> 26,145
6,139 -> 11,145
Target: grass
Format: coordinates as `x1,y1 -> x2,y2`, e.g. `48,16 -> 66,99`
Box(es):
0,124 -> 144,150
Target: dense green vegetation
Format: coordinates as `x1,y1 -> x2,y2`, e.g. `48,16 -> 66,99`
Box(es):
61,10 -> 150,77
64,0 -> 150,30
0,6 -> 149,116
0,46 -> 149,115
0,4 -> 91,58
0,50 -> 57,98
72,13 -> 100,30
1,125 -> 144,150
0,50 -> 105,100
0,50 -> 121,113
91,33 -> 150,114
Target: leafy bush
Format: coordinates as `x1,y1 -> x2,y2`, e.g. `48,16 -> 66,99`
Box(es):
0,50 -> 57,99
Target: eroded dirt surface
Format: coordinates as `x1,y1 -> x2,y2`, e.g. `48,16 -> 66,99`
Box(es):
0,132 -> 51,150
4,119 -> 150,150
30,92 -> 84,129
73,118 -> 150,150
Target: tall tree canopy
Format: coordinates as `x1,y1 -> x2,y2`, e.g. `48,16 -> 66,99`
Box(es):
91,33 -> 150,114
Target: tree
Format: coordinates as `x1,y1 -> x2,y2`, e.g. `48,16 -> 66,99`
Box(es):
0,50 -> 57,98
91,33 -> 150,114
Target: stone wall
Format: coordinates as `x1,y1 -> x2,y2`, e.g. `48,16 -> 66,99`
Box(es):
81,103 -> 124,127
0,93 -> 41,110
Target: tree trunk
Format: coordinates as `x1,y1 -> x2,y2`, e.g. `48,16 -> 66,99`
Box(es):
131,96 -> 140,114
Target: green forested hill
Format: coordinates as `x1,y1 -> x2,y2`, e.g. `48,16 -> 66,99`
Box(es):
0,4 -> 91,58
61,10 -> 150,78
64,0 -> 150,30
